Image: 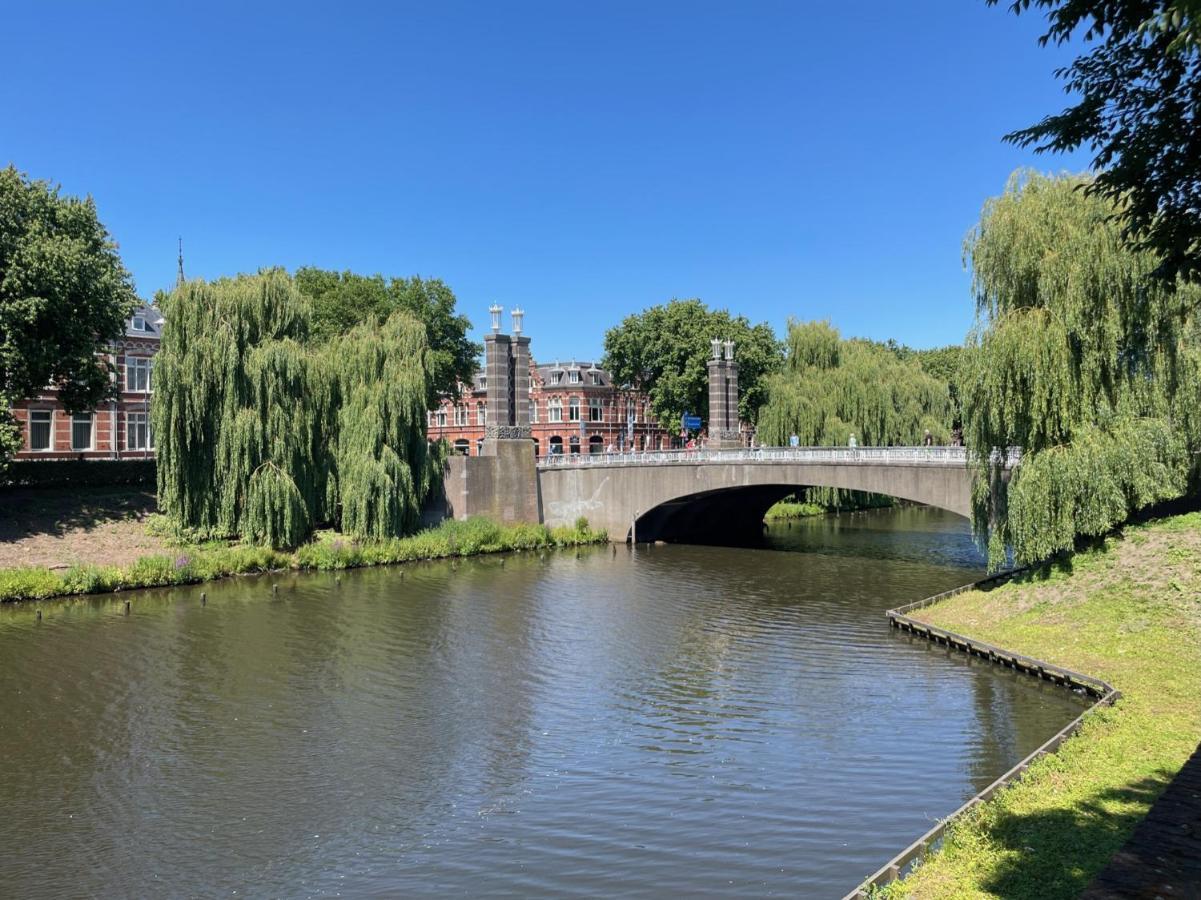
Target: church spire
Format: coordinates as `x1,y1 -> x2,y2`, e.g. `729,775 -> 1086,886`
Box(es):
176,237 -> 185,287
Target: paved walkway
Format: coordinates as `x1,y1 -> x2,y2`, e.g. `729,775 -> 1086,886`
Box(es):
1081,741 -> 1201,900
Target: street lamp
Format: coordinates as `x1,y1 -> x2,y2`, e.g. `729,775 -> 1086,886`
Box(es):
511,307 -> 524,334
489,304 -> 503,332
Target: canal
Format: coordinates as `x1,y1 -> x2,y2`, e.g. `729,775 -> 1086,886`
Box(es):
0,508 -> 1087,897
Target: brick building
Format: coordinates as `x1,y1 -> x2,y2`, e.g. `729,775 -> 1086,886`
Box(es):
428,359 -> 674,456
10,301 -> 161,460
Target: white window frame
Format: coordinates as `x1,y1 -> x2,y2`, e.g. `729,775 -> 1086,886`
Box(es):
569,370 -> 581,384
529,399 -> 538,424
126,411 -> 153,451
28,409 -> 53,452
590,372 -> 601,385
589,398 -> 604,422
454,405 -> 468,426
71,412 -> 93,451
548,397 -> 563,423
549,371 -> 563,386
132,315 -> 146,331
568,397 -> 581,422
477,402 -> 486,426
436,410 -> 447,428
125,356 -> 152,393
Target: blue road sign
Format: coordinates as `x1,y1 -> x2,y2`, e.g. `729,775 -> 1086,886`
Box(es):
682,414 -> 702,431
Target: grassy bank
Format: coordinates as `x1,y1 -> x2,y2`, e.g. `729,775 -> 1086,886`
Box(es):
877,512 -> 1201,899
763,500 -> 826,520
0,516 -> 606,604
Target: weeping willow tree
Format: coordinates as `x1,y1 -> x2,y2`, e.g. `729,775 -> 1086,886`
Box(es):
962,170 -> 1201,570
758,319 -> 953,446
757,319 -> 954,507
153,269 -> 437,548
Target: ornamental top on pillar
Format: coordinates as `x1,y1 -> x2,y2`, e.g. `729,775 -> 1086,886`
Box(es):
710,337 -> 722,359
511,307 -> 524,334
724,339 -> 735,361
489,304 -> 503,332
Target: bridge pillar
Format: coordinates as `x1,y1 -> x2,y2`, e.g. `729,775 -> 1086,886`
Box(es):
443,306 -> 539,525
707,337 -> 741,449
481,305 -> 532,455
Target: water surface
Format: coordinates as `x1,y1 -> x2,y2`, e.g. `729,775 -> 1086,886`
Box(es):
0,508 -> 1086,897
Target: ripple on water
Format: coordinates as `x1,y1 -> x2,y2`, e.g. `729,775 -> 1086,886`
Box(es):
0,508 -> 1087,898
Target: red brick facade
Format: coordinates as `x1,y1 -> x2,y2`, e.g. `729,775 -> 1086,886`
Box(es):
428,359 -> 675,456
10,304 -> 160,461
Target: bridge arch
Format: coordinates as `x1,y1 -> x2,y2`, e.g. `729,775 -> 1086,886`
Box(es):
536,451 -> 973,542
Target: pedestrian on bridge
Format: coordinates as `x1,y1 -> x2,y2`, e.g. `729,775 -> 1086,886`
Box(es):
789,432 -> 799,448
848,433 -> 858,449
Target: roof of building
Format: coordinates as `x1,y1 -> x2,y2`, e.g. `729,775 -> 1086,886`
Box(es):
465,358 -> 616,391
124,302 -> 163,339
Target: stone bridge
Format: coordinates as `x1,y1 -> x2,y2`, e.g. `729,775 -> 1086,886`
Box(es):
535,447 -> 976,542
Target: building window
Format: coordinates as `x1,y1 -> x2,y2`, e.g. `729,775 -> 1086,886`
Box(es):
568,397 -> 581,421
132,315 -> 146,331
127,412 -> 152,451
590,372 -> 601,385
478,376 -> 487,389
436,410 -> 447,428
125,356 -> 152,392
589,398 -> 604,422
477,401 -> 486,425
569,370 -> 581,384
71,413 -> 93,451
548,398 -> 563,423
529,399 -> 537,424
549,371 -> 563,386
28,410 -> 52,451
626,400 -> 637,423
454,405 -> 468,426
453,439 -> 470,456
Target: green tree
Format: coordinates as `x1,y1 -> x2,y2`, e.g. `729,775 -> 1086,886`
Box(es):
992,0 -> 1201,283
961,170 -> 1201,569
757,319 -> 954,447
154,269 -> 438,548
0,165 -> 138,469
294,268 -> 479,403
601,298 -> 782,431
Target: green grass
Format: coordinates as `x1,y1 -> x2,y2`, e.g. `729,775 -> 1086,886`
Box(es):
874,511 -> 1201,899
0,516 -> 607,604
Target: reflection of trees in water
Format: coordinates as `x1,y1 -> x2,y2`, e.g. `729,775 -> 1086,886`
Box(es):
765,507 -> 986,570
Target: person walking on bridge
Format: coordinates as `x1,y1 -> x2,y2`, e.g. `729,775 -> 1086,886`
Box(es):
923,429 -> 933,447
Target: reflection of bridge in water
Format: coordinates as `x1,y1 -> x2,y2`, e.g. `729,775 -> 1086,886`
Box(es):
536,446 -> 979,543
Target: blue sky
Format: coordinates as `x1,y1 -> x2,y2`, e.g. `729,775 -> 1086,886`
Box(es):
2,1 -> 1090,358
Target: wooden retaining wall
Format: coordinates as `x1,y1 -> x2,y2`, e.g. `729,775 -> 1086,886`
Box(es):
841,571 -> 1121,900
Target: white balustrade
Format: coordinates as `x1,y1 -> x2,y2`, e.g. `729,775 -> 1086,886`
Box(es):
534,445 -> 1002,469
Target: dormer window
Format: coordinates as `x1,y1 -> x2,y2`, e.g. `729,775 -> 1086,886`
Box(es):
478,376 -> 487,389
569,370 -> 581,384
549,371 -> 563,386
590,372 -> 601,385
132,316 -> 146,331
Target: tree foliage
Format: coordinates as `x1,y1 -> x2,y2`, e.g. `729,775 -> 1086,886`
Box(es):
0,165 -> 139,469
992,0 -> 1201,283
961,170 -> 1201,568
294,267 -> 479,403
757,319 -> 954,447
601,298 -> 782,430
153,269 -> 439,548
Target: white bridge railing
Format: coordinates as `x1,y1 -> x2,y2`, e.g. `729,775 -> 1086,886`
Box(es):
536,445 -> 974,469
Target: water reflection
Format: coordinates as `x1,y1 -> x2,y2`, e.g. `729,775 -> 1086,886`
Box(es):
0,508 -> 1086,897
